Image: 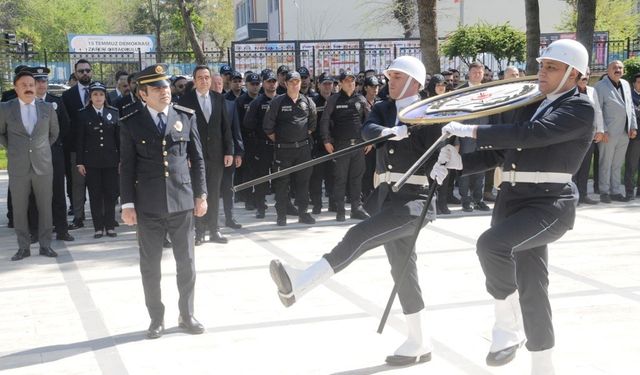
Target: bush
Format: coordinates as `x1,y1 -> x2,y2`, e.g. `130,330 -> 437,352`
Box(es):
623,56 -> 640,82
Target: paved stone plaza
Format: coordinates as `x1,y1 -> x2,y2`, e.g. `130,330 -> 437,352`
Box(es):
0,170 -> 638,375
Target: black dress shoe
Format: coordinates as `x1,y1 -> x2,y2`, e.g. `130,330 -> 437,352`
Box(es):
385,352 -> 432,366
486,342 -> 522,366
578,196 -> 599,205
276,216 -> 287,226
462,202 -> 474,212
94,231 -> 104,239
225,218 -> 242,229
67,207 -> 74,216
286,203 -> 299,216
475,201 -> 491,211
600,193 -> 612,203
11,249 -> 30,261
298,213 -> 316,224
106,230 -> 117,237
336,212 -> 346,222
269,259 -> 295,307
178,315 -> 205,334
39,247 -> 58,258
611,194 -> 627,202
437,204 -> 451,215
30,234 -> 38,244
350,206 -> 370,220
56,232 -> 75,241
163,237 -> 172,248
146,319 -> 164,339
209,231 -> 228,244
256,210 -> 266,219
312,205 -> 322,215
195,234 -> 205,246
68,220 -> 84,230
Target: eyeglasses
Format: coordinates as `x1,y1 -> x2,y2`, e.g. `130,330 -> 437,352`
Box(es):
77,69 -> 92,74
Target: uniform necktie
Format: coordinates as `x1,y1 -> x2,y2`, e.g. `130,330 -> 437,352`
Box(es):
83,87 -> 89,107
157,112 -> 166,135
27,103 -> 37,134
201,94 -> 211,122
97,111 -> 103,123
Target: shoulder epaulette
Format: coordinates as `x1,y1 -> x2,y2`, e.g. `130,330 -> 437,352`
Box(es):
173,103 -> 196,115
106,105 -> 118,111
119,109 -> 140,121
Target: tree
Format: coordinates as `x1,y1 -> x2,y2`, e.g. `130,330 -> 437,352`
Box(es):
416,0 -> 439,74
393,0 -> 417,38
576,0 -> 596,62
201,0 -> 234,58
485,23 -> 526,68
440,25 -> 482,67
177,0 -> 206,64
560,0 -> 640,40
524,0 -> 540,75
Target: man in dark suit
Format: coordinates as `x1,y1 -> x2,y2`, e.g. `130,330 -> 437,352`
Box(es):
108,70 -> 129,104
62,59 -> 94,229
31,67 -> 74,241
178,65 -> 233,246
120,64 -> 208,339
0,70 -> 59,261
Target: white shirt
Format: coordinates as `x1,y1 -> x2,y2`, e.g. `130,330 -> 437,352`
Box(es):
18,98 -> 37,134
530,87 -> 576,121
93,105 -> 104,117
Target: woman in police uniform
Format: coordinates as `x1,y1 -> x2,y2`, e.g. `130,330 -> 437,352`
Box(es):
76,82 -> 120,238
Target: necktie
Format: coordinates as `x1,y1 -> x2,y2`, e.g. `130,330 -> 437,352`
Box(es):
97,111 -> 103,124
157,112 -> 166,135
26,103 -> 36,134
201,95 -> 211,122
83,87 -> 89,107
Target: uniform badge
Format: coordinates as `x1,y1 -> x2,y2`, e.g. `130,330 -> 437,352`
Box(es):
106,113 -> 112,121
174,120 -> 183,131
355,102 -> 361,111
155,65 -> 164,74
299,101 -> 307,111
51,102 -> 58,110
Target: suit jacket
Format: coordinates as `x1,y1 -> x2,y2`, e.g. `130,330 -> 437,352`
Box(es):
108,90 -> 121,105
119,105 -> 206,215
76,106 -> 120,168
178,89 -> 233,163
43,93 -> 70,147
0,98 -> 60,176
62,84 -> 89,151
595,76 -> 638,135
225,99 -> 244,156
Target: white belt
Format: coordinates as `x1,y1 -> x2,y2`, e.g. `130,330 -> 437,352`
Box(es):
496,167 -> 572,186
373,171 -> 428,188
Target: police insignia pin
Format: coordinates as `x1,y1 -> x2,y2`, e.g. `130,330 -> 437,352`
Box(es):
155,65 -> 164,74
52,102 -> 58,110
174,120 -> 183,131
106,113 -> 112,121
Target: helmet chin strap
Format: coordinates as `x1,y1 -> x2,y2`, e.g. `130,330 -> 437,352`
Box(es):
398,76 -> 415,99
549,66 -> 574,96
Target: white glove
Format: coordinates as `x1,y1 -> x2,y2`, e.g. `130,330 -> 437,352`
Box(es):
380,125 -> 409,141
437,144 -> 463,170
430,163 -> 449,185
441,121 -> 476,138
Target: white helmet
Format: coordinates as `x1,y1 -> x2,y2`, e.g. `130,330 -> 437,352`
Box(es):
384,55 -> 427,89
536,39 -> 589,75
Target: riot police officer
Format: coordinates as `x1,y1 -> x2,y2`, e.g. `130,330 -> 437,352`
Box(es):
318,70 -> 370,221
263,71 -> 317,226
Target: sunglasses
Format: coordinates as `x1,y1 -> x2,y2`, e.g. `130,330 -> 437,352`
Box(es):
77,69 -> 92,74
175,84 -> 185,89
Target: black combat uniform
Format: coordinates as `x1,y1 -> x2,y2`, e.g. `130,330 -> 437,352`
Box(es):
460,88 -> 595,352
309,91 -> 335,213
318,88 -> 370,220
262,79 -> 317,225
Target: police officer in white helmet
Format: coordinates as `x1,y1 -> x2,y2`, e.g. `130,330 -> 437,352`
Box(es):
432,39 -> 595,374
268,55 -> 445,366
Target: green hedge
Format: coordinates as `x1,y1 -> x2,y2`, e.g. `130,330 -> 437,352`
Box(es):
623,56 -> 640,82
0,148 -> 6,170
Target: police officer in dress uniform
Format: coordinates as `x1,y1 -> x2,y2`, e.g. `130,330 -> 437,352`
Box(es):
263,71 -> 317,226
309,73 -> 336,214
119,64 -> 208,339
432,39 -> 595,375
76,82 -> 120,238
319,70 -> 371,221
242,71 -> 278,219
269,56 -> 441,366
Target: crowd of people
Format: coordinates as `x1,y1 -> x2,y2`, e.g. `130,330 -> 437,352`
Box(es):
1,56 -> 638,257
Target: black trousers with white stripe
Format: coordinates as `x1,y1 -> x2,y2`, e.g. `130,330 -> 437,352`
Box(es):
476,202 -> 571,352
322,198 -> 428,315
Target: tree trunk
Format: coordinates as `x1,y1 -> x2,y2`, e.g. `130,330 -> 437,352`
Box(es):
417,0 -> 439,75
524,0 -> 540,75
576,0 -> 596,65
393,0 -> 414,38
178,0 -> 206,65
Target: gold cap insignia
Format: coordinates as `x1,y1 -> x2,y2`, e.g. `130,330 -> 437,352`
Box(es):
155,65 -> 164,74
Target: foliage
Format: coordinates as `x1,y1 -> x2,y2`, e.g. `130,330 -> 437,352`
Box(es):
559,0 -> 640,40
623,56 -> 640,82
392,0 -> 417,38
440,23 -> 526,68
201,0 -> 234,55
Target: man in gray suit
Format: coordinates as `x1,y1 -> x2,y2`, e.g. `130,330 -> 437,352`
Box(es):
0,70 -> 60,261
595,60 -> 638,203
